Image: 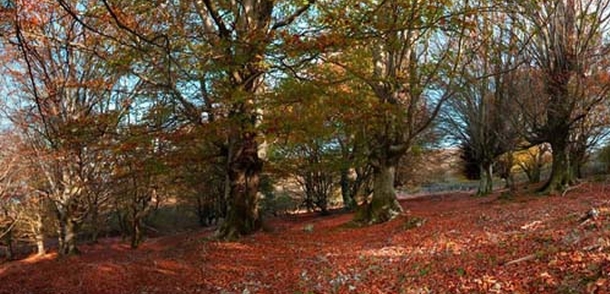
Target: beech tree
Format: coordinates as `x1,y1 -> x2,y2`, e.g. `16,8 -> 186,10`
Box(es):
442,6 -> 521,195
320,0 -> 468,223
510,0 -> 610,193
514,144 -> 551,184
54,0 -> 317,239
267,65 -> 374,213
1,0 -> 128,255
112,125 -> 164,248
0,132 -> 23,260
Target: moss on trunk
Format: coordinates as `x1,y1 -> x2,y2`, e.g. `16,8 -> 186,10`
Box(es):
541,141 -> 574,195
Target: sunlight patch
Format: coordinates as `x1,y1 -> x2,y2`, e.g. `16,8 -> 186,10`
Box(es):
359,246 -> 411,258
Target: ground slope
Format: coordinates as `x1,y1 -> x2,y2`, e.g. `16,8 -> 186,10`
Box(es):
2,183 -> 610,293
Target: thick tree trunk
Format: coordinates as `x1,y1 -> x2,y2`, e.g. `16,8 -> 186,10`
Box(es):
477,163 -> 493,196
570,148 -> 586,179
58,216 -> 79,256
217,132 -> 263,240
541,138 -> 574,194
35,235 -> 45,256
528,164 -> 542,184
355,162 -> 403,224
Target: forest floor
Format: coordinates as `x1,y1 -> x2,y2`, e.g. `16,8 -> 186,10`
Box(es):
2,182 -> 610,293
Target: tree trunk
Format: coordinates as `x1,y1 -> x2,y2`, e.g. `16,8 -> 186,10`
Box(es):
3,229 -> 14,260
130,217 -> 142,249
340,169 -> 356,211
505,173 -> 515,191
89,207 -> 100,243
477,163 -> 493,196
355,162 -> 403,224
33,216 -> 45,255
35,235 -> 45,256
529,163 -> 542,184
217,132 -> 263,240
58,216 -> 79,256
570,147 -> 586,179
541,138 -> 574,194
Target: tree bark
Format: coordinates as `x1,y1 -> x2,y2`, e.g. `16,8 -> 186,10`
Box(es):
217,132 -> 263,240
33,216 -> 45,255
477,162 -> 494,196
355,162 -> 403,224
131,216 -> 142,249
89,206 -> 100,243
340,169 -> 356,211
542,136 -> 574,194
3,229 -> 14,260
528,163 -> 542,184
58,215 -> 79,256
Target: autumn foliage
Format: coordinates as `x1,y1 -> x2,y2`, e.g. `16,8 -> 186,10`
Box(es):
1,0 -> 610,292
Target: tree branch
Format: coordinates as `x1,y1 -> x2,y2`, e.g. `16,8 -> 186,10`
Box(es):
271,0 -> 315,31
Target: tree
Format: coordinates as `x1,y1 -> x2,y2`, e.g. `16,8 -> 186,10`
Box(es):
112,125 -> 164,248
0,131 -> 51,257
442,5 -> 521,195
514,144 -> 552,184
320,0 -> 468,223
55,0 -> 317,239
2,0 -> 128,255
510,0 -> 610,193
567,96 -> 610,178
0,132 -> 22,260
266,67 -> 375,213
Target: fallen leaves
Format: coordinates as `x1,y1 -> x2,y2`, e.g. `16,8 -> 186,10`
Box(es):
2,184 -> 610,293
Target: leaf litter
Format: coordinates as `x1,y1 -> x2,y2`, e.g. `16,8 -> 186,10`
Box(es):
2,183 -> 610,293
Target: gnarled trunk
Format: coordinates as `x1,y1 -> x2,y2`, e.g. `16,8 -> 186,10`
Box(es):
355,161 -> 403,224
57,214 -> 79,256
542,135 -> 575,194
217,132 -> 263,240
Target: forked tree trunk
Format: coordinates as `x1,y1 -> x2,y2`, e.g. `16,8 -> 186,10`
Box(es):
58,215 -> 79,256
355,162 -> 403,224
217,132 -> 263,240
